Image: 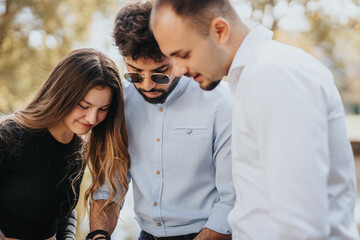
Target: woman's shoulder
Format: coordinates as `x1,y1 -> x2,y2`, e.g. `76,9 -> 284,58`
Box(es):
0,119 -> 43,156
0,118 -> 50,142
0,119 -> 29,167
0,119 -> 27,142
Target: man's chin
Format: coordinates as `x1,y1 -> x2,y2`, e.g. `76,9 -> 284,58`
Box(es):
199,79 -> 221,91
140,92 -> 166,104
136,76 -> 181,104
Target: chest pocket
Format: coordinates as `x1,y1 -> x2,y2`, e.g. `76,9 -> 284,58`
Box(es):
172,127 -> 209,136
168,127 -> 212,169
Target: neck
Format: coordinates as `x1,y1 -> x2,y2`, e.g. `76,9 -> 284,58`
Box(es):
48,123 -> 74,144
227,21 -> 251,70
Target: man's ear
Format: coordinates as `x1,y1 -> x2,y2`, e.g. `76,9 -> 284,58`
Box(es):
209,17 -> 230,45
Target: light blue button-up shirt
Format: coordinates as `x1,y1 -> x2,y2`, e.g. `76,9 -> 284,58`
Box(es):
94,76 -> 235,237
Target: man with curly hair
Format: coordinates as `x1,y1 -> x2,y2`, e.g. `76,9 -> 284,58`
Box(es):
88,2 -> 235,240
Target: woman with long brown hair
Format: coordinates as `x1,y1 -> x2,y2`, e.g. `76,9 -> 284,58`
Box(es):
0,48 -> 130,240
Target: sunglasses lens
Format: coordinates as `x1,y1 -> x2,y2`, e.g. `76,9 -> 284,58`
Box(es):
124,73 -> 143,83
151,74 -> 170,84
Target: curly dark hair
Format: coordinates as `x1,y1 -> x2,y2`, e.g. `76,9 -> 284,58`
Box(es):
114,2 -> 165,62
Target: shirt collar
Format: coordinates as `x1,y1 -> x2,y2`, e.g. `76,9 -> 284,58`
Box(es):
228,25 -> 274,92
157,75 -> 191,106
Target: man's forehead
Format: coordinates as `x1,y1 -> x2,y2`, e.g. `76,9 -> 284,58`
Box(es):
150,3 -> 174,29
152,10 -> 193,56
153,8 -> 182,30
124,57 -> 171,70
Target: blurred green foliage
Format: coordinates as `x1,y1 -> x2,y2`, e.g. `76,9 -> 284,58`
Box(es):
0,0 -> 360,113
235,0 -> 360,112
0,0 -> 122,113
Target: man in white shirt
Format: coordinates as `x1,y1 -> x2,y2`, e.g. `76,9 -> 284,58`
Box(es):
150,0 -> 359,239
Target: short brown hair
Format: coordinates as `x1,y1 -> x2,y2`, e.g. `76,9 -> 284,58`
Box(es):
152,0 -> 237,36
114,2 -> 164,62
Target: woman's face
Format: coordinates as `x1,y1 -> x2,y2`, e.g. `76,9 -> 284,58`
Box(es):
62,86 -> 112,136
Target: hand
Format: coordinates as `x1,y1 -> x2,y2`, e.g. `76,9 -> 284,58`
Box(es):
193,228 -> 231,240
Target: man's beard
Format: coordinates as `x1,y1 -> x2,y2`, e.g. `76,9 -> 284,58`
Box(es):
200,79 -> 221,91
136,77 -> 181,104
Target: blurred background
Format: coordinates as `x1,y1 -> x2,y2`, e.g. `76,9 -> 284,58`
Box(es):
0,0 -> 360,239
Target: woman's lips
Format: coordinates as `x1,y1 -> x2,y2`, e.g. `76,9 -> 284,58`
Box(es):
78,121 -> 92,129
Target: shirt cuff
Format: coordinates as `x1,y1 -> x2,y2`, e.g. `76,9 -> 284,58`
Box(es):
204,203 -> 233,234
93,187 -> 111,201
92,186 -> 125,209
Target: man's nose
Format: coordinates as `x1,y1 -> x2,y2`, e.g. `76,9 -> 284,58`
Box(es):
141,74 -> 156,91
172,60 -> 188,77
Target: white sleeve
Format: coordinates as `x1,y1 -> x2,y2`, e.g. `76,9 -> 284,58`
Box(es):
245,65 -> 330,239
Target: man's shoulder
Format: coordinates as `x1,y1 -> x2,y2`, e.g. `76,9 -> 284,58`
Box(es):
121,80 -> 132,94
121,80 -> 140,103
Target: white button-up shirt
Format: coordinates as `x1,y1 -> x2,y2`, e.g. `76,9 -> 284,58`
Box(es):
227,25 -> 359,239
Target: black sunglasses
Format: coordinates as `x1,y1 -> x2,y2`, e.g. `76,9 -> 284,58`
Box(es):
124,72 -> 171,85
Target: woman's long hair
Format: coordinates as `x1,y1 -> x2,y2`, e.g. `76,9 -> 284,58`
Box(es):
0,48 -> 130,212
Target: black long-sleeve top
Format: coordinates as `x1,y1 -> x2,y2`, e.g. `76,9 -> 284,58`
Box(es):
0,121 -> 84,239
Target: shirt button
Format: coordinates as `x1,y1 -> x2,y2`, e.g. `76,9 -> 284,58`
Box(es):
154,202 -> 158,206
157,223 -> 162,227
156,171 -> 160,175
156,138 -> 160,142
159,107 -> 163,112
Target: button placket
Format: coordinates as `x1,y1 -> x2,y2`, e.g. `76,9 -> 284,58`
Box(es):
150,104 -> 165,233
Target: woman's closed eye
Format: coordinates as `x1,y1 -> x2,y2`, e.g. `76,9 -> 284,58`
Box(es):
99,107 -> 110,112
78,104 -> 88,109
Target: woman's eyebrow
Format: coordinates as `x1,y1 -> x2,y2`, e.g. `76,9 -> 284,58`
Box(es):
81,100 -> 111,108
